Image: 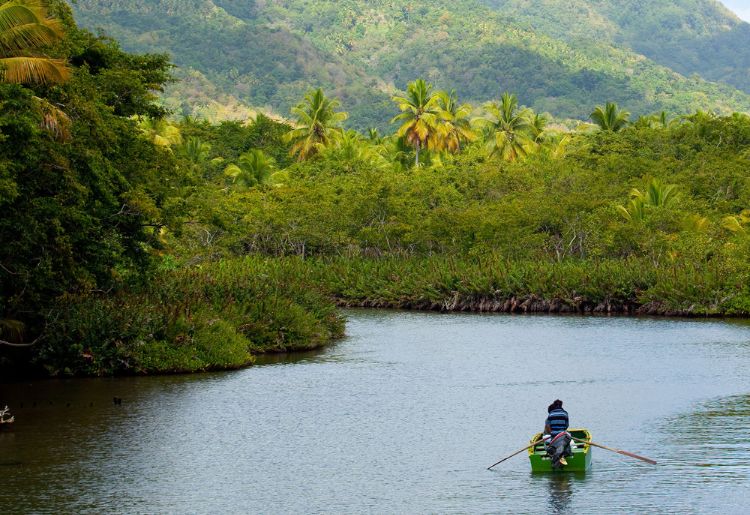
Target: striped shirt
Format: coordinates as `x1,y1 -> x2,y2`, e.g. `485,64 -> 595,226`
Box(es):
546,408 -> 569,435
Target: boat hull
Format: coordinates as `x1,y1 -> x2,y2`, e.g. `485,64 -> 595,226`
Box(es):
528,429 -> 592,472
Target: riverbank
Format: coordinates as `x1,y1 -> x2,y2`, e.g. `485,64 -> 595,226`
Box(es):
3,259 -> 344,378
304,255 -> 750,317
335,297 -> 729,317
5,253 -> 749,378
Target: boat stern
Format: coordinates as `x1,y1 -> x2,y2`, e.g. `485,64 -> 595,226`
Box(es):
528,429 -> 592,472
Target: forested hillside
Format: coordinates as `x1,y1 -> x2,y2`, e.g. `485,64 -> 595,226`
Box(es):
481,0 -> 750,94
72,0 -> 750,128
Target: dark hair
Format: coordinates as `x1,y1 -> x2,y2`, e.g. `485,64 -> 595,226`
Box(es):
548,399 -> 563,413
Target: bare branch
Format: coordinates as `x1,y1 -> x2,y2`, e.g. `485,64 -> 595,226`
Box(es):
0,335 -> 41,347
0,263 -> 19,275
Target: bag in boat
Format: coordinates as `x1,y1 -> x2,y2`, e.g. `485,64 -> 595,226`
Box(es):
545,431 -> 572,468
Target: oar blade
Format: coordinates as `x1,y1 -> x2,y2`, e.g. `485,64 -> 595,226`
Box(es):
572,436 -> 656,465
617,450 -> 657,465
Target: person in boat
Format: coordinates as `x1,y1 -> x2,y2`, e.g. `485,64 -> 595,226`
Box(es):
544,399 -> 572,468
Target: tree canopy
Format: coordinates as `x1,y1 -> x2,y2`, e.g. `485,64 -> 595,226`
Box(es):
0,0 -> 176,349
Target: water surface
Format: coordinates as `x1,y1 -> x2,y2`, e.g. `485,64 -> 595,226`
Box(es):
2,311 -> 750,513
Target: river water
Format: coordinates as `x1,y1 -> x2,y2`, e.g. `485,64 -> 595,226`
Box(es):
2,311 -> 750,514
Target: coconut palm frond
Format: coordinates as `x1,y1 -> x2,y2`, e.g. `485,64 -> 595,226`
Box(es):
0,18 -> 61,52
391,79 -> 444,166
0,55 -> 69,84
480,92 -> 537,162
590,102 -> 630,132
0,1 -> 69,85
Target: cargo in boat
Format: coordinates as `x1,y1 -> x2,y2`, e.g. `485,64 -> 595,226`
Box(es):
528,428 -> 592,472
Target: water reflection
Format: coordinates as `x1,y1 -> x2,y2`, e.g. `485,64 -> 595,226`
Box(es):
252,347 -> 329,366
528,471 -> 587,514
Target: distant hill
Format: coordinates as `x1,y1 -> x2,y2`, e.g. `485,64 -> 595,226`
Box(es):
480,0 -> 750,94
72,0 -> 750,129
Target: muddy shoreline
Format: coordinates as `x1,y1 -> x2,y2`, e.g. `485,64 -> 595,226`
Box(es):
336,294 -> 727,317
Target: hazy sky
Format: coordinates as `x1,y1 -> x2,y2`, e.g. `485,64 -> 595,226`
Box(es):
721,0 -> 750,22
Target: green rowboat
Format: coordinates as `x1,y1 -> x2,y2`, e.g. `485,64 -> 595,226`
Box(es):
528,428 -> 592,472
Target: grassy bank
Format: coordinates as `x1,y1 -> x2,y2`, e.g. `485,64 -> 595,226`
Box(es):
271,255 -> 750,316
29,258 -> 344,377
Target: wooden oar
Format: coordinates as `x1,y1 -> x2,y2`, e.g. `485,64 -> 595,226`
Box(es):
487,438 -> 547,470
571,436 -> 656,465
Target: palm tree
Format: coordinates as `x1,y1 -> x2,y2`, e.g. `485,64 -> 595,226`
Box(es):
632,179 -> 680,208
391,79 -> 442,166
633,111 -> 675,129
138,117 -> 182,148
380,134 -> 414,172
590,102 -> 630,132
617,178 -> 680,221
224,149 -> 277,188
680,110 -> 719,139
0,0 -> 70,85
656,111 -> 672,128
284,88 -> 348,161
616,197 -> 647,222
529,112 -> 548,143
320,129 -> 389,171
177,137 -> 211,165
477,92 -> 535,162
434,89 -> 476,153
541,132 -> 572,160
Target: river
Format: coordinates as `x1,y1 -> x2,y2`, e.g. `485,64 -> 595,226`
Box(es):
2,311 -> 750,514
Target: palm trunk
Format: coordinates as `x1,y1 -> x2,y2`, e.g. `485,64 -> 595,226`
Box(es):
415,143 -> 420,166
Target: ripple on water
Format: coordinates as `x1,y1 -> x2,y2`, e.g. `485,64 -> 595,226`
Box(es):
661,395 -> 750,478
1,312 -> 750,513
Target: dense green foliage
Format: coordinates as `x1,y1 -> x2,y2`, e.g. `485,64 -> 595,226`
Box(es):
71,0 -> 750,129
141,87 -> 750,318
0,1 -> 343,377
0,2 -> 173,339
481,0 -> 750,94
168,106 -> 749,257
288,256 -> 750,316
